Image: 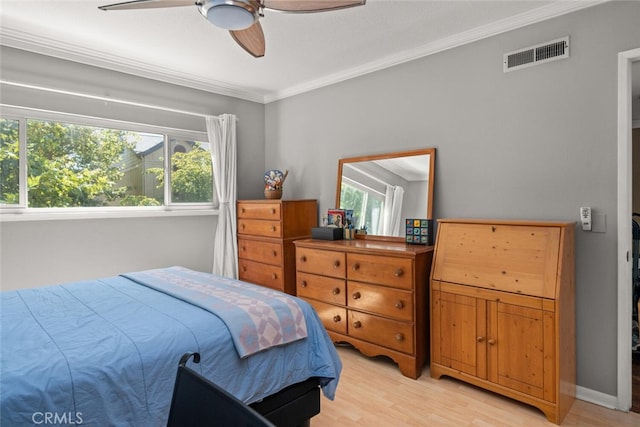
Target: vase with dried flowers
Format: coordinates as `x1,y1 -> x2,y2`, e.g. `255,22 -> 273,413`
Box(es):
264,169 -> 288,199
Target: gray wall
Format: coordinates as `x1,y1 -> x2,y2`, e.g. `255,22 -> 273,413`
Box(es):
0,46 -> 266,289
265,2 -> 640,398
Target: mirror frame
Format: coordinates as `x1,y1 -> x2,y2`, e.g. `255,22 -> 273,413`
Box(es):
335,148 -> 436,242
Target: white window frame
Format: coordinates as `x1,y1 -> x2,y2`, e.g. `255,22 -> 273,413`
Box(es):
0,106 -> 218,222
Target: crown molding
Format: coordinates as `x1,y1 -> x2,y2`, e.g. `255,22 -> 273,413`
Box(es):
265,0 -> 608,103
1,1 -> 607,105
0,27 -> 267,104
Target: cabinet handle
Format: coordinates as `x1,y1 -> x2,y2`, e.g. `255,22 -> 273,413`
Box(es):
395,333 -> 404,342
395,301 -> 404,309
332,287 -> 340,295
333,315 -> 341,323
352,291 -> 361,300
394,269 -> 404,277
352,320 -> 362,328
477,336 -> 485,343
300,255 -> 307,263
488,339 -> 496,345
352,263 -> 360,271
300,280 -> 307,288
333,260 -> 341,268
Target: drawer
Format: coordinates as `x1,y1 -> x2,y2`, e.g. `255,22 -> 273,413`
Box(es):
297,272 -> 346,305
237,202 -> 281,220
347,253 -> 413,290
237,238 -> 283,266
238,219 -> 282,238
238,259 -> 284,291
304,299 -> 347,334
348,311 -> 414,354
347,281 -> 413,322
296,247 -> 346,279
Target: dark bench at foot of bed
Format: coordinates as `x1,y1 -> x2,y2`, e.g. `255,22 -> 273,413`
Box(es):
250,377 -> 320,427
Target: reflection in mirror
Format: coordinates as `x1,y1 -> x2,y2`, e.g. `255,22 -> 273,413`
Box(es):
336,148 -> 435,238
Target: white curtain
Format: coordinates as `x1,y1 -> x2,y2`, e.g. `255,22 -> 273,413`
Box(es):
207,114 -> 238,278
382,185 -> 405,236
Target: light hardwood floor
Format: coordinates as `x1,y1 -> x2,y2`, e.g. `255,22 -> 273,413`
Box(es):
312,344 -> 640,427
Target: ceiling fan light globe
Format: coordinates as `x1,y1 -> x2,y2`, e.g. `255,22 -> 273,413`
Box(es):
199,0 -> 258,30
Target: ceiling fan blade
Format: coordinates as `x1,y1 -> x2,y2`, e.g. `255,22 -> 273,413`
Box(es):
263,0 -> 365,13
230,22 -> 266,58
98,0 -> 196,11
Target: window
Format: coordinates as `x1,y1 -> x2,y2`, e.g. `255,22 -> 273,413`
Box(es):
0,112 -> 214,214
0,118 -> 19,206
340,180 -> 384,235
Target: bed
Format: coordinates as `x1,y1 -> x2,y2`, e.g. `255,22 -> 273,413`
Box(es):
0,266 -> 341,426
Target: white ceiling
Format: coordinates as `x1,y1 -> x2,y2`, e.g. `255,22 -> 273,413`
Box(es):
0,0 -> 621,104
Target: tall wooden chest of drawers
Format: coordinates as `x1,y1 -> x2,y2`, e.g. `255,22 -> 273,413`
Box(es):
430,219 -> 575,424
294,238 -> 434,379
237,199 -> 317,295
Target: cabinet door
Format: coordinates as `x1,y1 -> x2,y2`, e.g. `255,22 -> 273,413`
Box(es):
491,302 -> 552,400
432,290 -> 487,378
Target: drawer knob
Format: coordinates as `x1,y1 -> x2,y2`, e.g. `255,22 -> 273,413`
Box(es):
241,223 -> 246,230
271,226 -> 277,232
271,208 -> 276,214
477,336 -> 485,343
395,301 -> 404,309
352,291 -> 361,300
272,250 -> 277,257
352,320 -> 362,328
333,315 -> 341,323
332,287 -> 340,295
242,266 -> 247,272
352,263 -> 360,271
488,339 -> 496,345
241,208 -> 246,213
300,255 -> 307,263
333,260 -> 341,268
271,273 -> 277,280
300,280 -> 307,288
395,333 -> 404,342
241,246 -> 246,252
394,269 -> 404,277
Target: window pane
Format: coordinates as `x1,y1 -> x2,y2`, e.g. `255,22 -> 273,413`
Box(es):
170,138 -> 213,203
26,120 -> 163,207
0,118 -> 20,205
340,182 -> 384,235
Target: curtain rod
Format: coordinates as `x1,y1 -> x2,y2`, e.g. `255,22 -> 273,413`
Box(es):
0,80 -> 236,121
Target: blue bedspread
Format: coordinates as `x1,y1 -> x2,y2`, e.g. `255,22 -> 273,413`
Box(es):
0,268 -> 341,426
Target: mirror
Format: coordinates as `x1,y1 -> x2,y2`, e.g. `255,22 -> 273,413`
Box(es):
336,148 -> 435,240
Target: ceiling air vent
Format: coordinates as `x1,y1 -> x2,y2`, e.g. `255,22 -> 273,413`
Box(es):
503,36 -> 569,72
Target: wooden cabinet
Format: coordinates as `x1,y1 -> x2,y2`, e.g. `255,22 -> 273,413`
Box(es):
430,219 -> 575,424
237,199 -> 317,295
294,238 -> 433,379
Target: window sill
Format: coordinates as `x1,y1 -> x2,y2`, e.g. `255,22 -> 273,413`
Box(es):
0,206 -> 219,222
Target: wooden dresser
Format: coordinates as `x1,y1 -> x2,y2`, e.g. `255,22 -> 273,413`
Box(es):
294,238 -> 433,379
237,199 -> 317,295
430,219 -> 575,424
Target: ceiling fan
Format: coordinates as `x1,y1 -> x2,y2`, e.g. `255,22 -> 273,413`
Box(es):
98,0 -> 366,58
